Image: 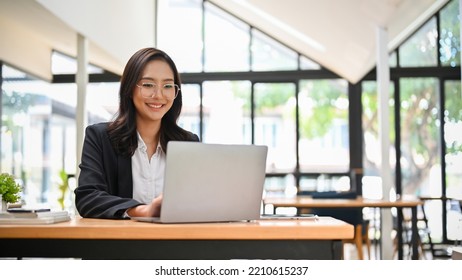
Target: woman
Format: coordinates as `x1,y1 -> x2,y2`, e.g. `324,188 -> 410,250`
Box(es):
75,47 -> 199,219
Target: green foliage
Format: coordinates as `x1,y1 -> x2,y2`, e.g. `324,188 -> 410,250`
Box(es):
1,90 -> 37,134
400,78 -> 439,160
444,81 -> 462,123
447,142 -> 462,154
231,81 -> 252,112
439,0 -> 461,66
0,173 -> 22,203
299,80 -> 346,139
233,80 -> 349,140
254,83 -> 294,112
57,170 -> 69,210
1,90 -> 35,114
233,83 -> 295,114
362,81 -> 398,142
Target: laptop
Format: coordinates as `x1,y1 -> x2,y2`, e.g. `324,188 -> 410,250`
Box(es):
131,141 -> 268,223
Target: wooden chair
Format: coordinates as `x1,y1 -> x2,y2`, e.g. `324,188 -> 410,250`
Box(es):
310,191 -> 371,260
344,219 -> 371,260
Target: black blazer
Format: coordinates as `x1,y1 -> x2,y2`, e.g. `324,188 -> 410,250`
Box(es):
75,122 -> 199,219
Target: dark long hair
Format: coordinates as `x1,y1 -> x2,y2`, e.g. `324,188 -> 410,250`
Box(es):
107,47 -> 195,157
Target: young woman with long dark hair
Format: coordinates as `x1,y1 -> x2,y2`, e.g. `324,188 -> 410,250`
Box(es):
75,48 -> 199,219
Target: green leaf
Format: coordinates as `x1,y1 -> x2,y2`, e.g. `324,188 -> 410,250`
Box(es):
0,173 -> 22,203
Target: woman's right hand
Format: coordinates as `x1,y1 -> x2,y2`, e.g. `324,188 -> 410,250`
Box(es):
127,194 -> 163,217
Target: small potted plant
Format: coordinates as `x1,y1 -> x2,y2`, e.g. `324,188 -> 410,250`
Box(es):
0,173 -> 22,212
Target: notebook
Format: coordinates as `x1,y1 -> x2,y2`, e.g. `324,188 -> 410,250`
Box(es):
131,141 -> 268,223
0,209 -> 71,224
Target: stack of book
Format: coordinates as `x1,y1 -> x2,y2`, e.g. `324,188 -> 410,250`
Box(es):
0,208 -> 71,224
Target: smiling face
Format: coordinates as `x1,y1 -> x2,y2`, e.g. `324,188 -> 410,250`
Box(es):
132,59 -> 175,125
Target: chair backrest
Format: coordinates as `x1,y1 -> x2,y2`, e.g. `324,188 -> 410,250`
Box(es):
310,191 -> 363,226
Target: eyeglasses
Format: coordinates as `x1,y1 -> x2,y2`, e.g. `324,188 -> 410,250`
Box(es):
136,82 -> 180,100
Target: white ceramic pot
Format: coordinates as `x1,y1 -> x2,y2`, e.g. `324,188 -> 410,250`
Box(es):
0,195 -> 7,212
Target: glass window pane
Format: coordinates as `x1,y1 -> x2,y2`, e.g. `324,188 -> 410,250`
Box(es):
399,17 -> 438,67
444,80 -> 462,199
300,55 -> 321,70
263,175 -> 297,202
389,51 -> 397,68
52,51 -> 103,74
87,82 -> 119,124
1,65 -> 77,208
299,174 -> 350,193
157,0 -> 203,72
439,0 -> 461,67
361,81 -> 396,199
251,29 -> 298,71
204,2 -> 250,72
254,83 -> 296,172
202,81 -> 251,144
400,78 -> 441,198
298,79 -> 349,173
179,84 -> 201,137
447,199 -> 462,242
1,65 -> 118,209
425,200 -> 443,243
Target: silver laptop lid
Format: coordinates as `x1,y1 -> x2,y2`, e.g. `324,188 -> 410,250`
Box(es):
160,141 -> 268,223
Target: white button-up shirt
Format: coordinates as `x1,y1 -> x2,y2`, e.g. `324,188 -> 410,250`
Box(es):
131,132 -> 166,204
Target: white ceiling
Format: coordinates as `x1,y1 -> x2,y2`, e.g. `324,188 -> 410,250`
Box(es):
210,0 -> 450,83
0,0 -> 155,81
0,0 -> 451,83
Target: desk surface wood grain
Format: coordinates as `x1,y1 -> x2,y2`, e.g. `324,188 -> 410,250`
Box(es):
264,196 -> 423,208
0,216 -> 353,240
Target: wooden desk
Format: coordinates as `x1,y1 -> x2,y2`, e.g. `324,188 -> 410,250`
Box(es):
263,196 -> 423,260
0,216 -> 353,260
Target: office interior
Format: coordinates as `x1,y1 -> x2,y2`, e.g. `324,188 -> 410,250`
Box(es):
0,0 -> 461,260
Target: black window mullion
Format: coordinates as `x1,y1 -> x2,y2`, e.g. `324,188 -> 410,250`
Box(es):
348,82 -> 363,195
394,79 -> 402,196
199,83 -> 204,141
295,81 -> 300,191
439,78 -> 448,243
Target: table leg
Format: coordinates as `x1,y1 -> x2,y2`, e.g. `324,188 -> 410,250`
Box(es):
373,207 -> 380,259
411,206 -> 419,260
397,208 -> 404,259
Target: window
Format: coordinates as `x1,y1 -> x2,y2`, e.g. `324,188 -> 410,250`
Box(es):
179,84 -> 201,137
52,51 -> 103,74
1,65 -> 77,207
300,55 -> 321,70
359,1 -> 461,245
298,79 -> 349,173
400,78 -> 441,196
251,29 -> 298,71
439,0 -> 461,67
399,17 -> 438,67
444,80 -> 462,199
202,81 -> 251,144
361,81 -> 396,199
157,0 -> 203,72
254,82 -> 296,172
1,63 -> 118,208
204,2 -> 250,72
